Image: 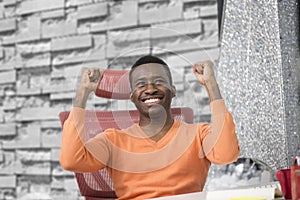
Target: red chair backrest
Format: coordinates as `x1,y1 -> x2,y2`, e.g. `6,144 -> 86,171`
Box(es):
95,70 -> 130,99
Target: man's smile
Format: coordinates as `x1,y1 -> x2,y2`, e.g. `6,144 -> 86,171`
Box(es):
140,96 -> 163,106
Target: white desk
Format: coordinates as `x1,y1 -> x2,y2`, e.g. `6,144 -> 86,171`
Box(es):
150,186 -> 281,200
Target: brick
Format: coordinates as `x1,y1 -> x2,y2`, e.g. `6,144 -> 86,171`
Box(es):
68,0 -> 92,6
17,107 -> 63,121
0,18 -> 16,32
41,129 -> 62,148
108,27 -> 150,43
0,58 -> 23,70
52,164 -> 74,176
50,91 -> 76,100
153,33 -> 218,54
151,19 -> 202,39
199,4 -> 218,17
41,120 -> 62,129
0,88 -> 4,97
107,40 -> 150,58
174,82 -> 184,92
0,152 -> 15,174
0,70 -> 16,84
92,95 -> 108,105
51,177 -> 64,189
77,25 -> 90,34
29,74 -> 51,91
3,111 -> 15,123
51,148 -> 60,162
0,175 -> 16,188
90,21 -> 108,32
51,192 -> 81,200
86,46 -> 106,62
23,53 -> 51,68
93,34 -> 106,47
108,1 -> 138,29
0,109 -> 5,123
18,0 -> 64,15
64,178 -> 79,191
0,4 -> 3,19
0,149 -> 3,163
0,47 -> 3,59
41,9 -> 65,20
2,0 -> 17,6
17,41 -> 51,55
52,49 -> 106,66
1,150 -> 15,164
203,19 -> 218,32
51,69 -> 67,78
3,5 -> 15,18
138,0 -> 161,3
42,82 -> 76,94
15,162 -> 51,175
16,17 -> 41,43
3,97 -> 16,110
152,37 -> 196,54
51,35 -> 92,51
77,2 -> 108,20
2,35 -> 16,45
139,2 -> 183,24
29,184 -> 51,197
2,125 -> 41,149
3,46 -> 15,61
52,60 -> 107,80
16,87 -> 41,96
166,48 -> 220,68
171,68 -> 184,84
199,32 -> 219,48
0,123 -> 15,137
42,20 -> 77,39
16,150 -> 51,162
183,7 -> 200,19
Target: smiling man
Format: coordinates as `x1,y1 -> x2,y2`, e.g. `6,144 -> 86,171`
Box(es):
60,55 -> 240,199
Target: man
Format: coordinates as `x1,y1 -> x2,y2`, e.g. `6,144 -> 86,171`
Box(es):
60,55 -> 240,199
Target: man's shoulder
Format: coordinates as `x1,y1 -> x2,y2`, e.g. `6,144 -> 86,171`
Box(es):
103,124 -> 138,139
176,120 -> 208,128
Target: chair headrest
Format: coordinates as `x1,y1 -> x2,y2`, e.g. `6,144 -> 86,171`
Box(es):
95,70 -> 131,99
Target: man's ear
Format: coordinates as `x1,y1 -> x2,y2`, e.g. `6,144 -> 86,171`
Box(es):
130,92 -> 133,102
171,85 -> 176,98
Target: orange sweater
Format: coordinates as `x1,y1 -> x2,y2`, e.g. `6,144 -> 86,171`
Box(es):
60,99 -> 240,199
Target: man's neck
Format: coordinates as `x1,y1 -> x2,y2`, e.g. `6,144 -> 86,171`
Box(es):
139,115 -> 174,142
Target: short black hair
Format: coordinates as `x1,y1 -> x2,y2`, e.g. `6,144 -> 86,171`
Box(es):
129,55 -> 173,89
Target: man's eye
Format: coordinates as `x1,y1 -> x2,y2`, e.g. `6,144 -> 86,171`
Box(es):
155,80 -> 165,85
136,82 -> 145,88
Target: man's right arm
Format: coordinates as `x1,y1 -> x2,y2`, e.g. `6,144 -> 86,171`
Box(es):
60,68 -> 107,172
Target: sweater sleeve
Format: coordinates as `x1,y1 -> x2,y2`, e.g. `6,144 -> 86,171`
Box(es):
59,107 -> 109,172
199,99 -> 240,164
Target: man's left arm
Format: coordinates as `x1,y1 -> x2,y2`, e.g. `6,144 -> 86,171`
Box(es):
193,61 -> 240,164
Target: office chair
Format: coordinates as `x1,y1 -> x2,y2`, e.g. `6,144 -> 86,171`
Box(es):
59,70 -> 194,199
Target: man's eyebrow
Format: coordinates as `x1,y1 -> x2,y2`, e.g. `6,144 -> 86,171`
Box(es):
134,77 -> 147,82
133,75 -> 168,83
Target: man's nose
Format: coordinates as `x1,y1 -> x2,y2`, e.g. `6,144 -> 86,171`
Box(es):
144,83 -> 158,94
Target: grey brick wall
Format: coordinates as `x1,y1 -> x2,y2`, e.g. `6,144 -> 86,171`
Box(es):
0,0 -> 219,199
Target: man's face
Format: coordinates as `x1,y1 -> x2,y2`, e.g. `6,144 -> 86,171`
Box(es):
130,63 -> 176,117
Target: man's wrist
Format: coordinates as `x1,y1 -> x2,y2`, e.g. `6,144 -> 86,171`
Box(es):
204,79 -> 222,102
73,88 -> 90,108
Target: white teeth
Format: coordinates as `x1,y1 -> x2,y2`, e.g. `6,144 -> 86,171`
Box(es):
144,98 -> 159,103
